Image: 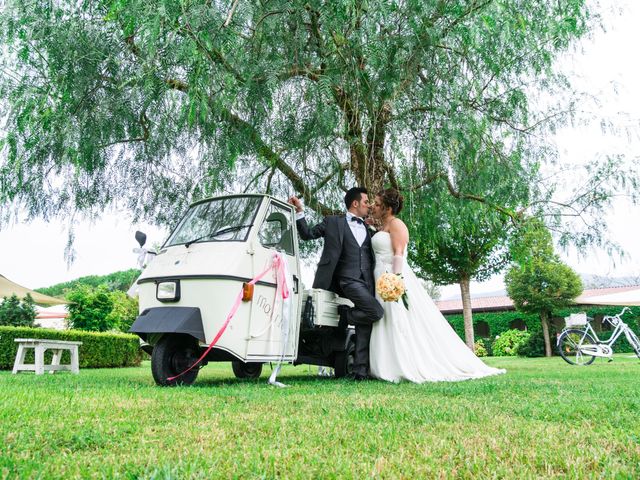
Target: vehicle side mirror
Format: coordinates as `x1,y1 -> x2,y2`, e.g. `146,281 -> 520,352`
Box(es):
135,231 -> 147,248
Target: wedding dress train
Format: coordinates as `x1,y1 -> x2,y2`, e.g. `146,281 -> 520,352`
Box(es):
369,232 -> 506,383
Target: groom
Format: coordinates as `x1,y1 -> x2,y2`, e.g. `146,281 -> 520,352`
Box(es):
288,188 -> 384,380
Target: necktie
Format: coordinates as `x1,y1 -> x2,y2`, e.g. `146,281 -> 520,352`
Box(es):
350,216 -> 364,225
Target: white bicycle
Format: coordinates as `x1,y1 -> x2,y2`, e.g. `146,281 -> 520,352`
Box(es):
557,307 -> 640,365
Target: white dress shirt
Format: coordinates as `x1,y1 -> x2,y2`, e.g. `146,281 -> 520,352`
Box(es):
345,212 -> 367,246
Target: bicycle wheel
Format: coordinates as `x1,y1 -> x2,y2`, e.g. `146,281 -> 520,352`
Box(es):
557,329 -> 597,366
625,329 -> 640,358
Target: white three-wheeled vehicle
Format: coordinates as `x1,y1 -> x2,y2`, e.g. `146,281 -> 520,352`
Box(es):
130,194 -> 355,385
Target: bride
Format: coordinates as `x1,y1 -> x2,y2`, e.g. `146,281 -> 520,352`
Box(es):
368,188 -> 506,383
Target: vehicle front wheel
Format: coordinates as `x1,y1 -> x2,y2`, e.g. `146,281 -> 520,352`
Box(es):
151,334 -> 201,386
557,329 -> 597,366
232,361 -> 263,379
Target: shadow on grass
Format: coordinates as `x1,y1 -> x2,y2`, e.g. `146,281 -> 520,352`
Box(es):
145,372 -> 363,390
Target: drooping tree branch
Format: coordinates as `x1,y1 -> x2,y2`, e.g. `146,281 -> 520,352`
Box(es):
223,0 -> 241,27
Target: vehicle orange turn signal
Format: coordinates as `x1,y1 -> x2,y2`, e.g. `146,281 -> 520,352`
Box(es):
242,282 -> 254,302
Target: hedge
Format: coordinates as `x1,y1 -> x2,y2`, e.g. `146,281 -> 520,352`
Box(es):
0,327 -> 143,370
445,305 -> 640,340
444,305 -> 640,355
445,311 -> 541,340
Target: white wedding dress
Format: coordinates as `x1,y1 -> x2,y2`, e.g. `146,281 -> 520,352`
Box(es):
369,232 -> 506,383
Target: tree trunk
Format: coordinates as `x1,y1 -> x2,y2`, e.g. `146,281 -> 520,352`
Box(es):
540,311 -> 552,357
459,275 -> 475,351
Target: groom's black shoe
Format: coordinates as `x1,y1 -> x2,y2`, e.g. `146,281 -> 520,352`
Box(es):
337,305 -> 350,330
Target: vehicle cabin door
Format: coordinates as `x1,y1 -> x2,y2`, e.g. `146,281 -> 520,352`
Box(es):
246,200 -> 301,361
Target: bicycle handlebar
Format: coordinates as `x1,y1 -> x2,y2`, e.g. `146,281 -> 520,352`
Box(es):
619,306 -> 632,316
602,307 -> 633,325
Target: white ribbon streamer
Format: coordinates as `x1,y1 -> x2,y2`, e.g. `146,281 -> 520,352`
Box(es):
132,247 -> 151,269
268,253 -> 293,388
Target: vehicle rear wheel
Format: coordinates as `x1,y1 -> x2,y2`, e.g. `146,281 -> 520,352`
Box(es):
334,334 -> 356,378
557,329 -> 597,366
232,361 -> 263,379
151,334 -> 201,386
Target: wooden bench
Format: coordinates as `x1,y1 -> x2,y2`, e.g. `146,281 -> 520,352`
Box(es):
12,338 -> 82,375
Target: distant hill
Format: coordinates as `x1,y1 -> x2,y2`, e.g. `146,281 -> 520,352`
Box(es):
35,269 -> 141,298
580,274 -> 640,289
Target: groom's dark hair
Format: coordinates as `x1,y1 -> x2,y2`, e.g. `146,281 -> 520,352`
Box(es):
344,187 -> 368,209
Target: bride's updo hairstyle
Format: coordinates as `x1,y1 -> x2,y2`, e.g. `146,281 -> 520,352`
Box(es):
378,188 -> 404,215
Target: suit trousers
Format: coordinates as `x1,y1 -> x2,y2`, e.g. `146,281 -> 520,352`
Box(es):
339,276 -> 384,376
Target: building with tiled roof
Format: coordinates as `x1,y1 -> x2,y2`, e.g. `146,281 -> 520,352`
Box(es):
435,285 -> 640,315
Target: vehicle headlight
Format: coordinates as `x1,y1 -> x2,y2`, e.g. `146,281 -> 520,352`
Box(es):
156,281 -> 180,302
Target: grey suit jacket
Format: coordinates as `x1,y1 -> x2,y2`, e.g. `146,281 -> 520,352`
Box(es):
296,215 -> 376,292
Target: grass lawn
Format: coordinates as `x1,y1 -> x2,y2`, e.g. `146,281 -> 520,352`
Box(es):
1,355 -> 639,479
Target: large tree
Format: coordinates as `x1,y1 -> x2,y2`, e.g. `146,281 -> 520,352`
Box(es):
406,118 -> 528,349
0,0 -> 597,227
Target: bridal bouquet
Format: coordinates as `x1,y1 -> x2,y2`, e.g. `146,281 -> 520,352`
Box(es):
376,272 -> 406,302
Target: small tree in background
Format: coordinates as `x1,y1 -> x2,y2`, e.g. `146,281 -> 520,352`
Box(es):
505,221 -> 583,357
0,294 -> 37,327
67,285 -> 139,332
106,291 -> 139,333
67,286 -> 115,332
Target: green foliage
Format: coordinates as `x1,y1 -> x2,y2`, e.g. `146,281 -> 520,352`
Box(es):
474,339 -> 489,357
0,327 -> 142,369
506,259 -> 583,315
493,329 -> 531,356
36,269 -> 141,298
505,222 -> 583,315
444,305 -> 640,355
66,285 -> 139,333
445,310 -> 541,340
67,286 -> 116,332
105,291 -> 139,333
407,120 -> 527,285
516,330 -> 546,357
0,0 -> 601,231
0,294 -> 37,327
509,218 -> 554,265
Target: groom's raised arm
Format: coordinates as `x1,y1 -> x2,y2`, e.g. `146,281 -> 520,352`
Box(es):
296,216 -> 327,241
288,195 -> 327,241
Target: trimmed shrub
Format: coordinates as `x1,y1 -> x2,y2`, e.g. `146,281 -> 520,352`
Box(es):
67,285 -> 116,331
0,326 -> 143,369
516,329 -> 546,357
0,294 -> 37,327
493,329 -> 531,356
106,290 -> 139,333
66,285 -> 139,333
476,337 -> 493,356
474,339 -> 488,357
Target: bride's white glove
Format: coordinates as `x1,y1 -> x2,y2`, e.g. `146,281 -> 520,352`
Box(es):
392,255 -> 404,275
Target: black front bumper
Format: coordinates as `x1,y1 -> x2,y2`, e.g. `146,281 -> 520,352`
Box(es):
129,307 -> 205,342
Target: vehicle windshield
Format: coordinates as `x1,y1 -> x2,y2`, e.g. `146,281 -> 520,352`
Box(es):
164,196 -> 262,247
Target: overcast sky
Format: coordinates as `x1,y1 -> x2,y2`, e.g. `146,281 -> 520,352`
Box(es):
1,0 -> 638,296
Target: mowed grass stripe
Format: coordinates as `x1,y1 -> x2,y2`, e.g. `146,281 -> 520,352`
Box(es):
1,356 -> 639,478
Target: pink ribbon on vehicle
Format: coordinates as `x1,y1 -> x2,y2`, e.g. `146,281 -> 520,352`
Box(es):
167,252 -> 290,382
